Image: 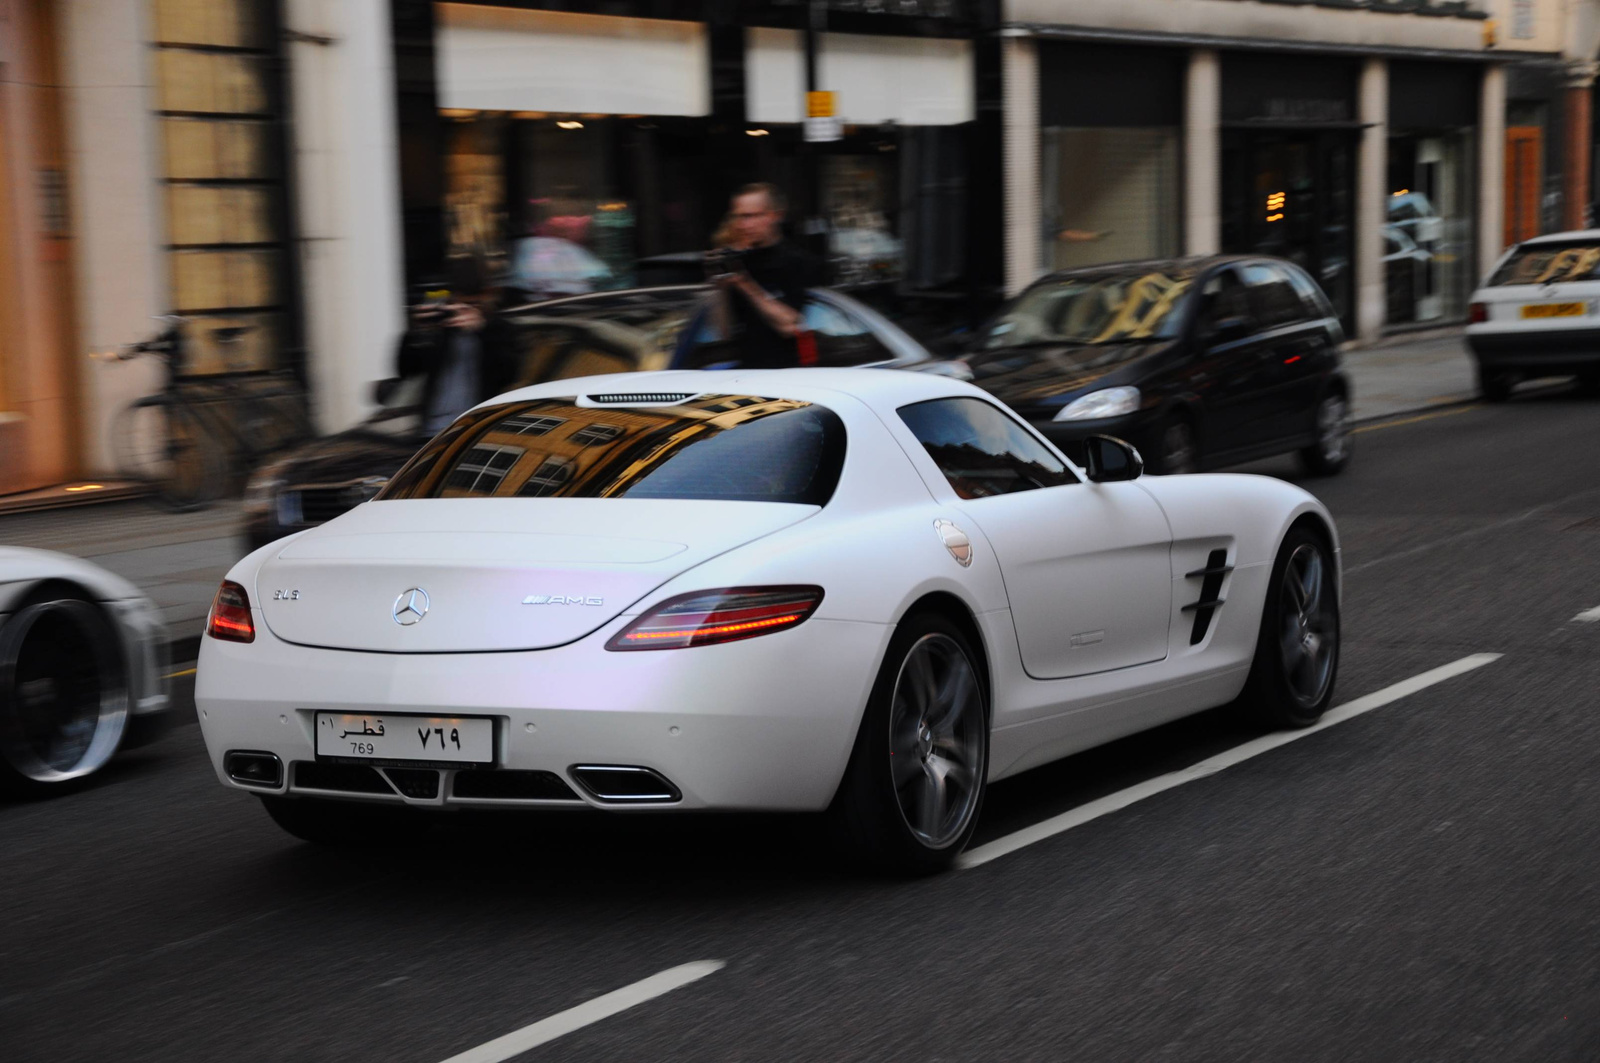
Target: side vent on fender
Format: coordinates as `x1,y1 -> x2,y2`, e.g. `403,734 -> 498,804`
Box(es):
1182,548 -> 1232,645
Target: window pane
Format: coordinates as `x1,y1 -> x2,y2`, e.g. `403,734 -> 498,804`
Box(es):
1041,127 -> 1180,271
898,397 -> 1079,499
1239,264 -> 1305,329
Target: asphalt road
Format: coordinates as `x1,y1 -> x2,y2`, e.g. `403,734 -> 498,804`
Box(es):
6,386 -> 1600,1062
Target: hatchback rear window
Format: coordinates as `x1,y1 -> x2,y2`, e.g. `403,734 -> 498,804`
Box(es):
379,394 -> 846,506
1487,242 -> 1600,287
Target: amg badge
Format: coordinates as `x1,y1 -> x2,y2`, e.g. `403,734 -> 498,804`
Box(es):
522,594 -> 605,606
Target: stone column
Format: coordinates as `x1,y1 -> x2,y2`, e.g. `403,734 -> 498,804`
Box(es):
1356,57 -> 1388,342
1184,49 -> 1220,256
284,0 -> 406,434
1563,61 -> 1596,231
1479,64 -> 1507,281
1002,31 -> 1039,296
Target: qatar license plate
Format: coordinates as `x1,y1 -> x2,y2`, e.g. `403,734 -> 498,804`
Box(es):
315,712 -> 494,764
1521,302 -> 1587,318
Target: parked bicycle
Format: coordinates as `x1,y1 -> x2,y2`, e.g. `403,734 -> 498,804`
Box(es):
102,317 -> 311,511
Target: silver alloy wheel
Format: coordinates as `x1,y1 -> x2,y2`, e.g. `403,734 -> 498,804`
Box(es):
1161,421 -> 1198,474
887,633 -> 985,850
1278,543 -> 1337,708
1316,394 -> 1350,464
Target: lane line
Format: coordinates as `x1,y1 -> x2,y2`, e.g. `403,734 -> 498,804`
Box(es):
162,666 -> 197,679
1574,606 -> 1600,623
957,653 -> 1502,871
437,960 -> 725,1063
1353,404 -> 1478,434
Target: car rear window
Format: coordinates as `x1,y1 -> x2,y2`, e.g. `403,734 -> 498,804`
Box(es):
1487,241 -> 1600,287
378,394 -> 846,506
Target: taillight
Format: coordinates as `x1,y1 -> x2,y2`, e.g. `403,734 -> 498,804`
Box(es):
1469,301 -> 1488,324
206,580 -> 255,643
606,586 -> 824,651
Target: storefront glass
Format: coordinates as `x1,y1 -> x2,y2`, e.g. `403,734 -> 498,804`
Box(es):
1221,130 -> 1356,327
1386,131 -> 1475,324
1040,128 -> 1181,272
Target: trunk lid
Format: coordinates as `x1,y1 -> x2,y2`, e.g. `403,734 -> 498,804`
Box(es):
255,498 -> 814,652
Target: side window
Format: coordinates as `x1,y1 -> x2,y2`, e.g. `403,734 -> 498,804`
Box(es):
1240,263 -> 1306,329
802,300 -> 895,366
1196,268 -> 1250,334
1282,264 -> 1334,321
898,397 -> 1079,499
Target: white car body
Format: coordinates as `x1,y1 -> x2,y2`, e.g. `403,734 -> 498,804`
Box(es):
0,547 -> 171,783
196,368 -> 1337,813
1467,228 -> 1600,386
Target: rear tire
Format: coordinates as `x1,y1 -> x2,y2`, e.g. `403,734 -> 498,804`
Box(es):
1478,368 -> 1516,403
259,794 -> 409,845
1237,526 -> 1340,729
1298,391 -> 1352,476
0,590 -> 129,793
830,612 -> 988,875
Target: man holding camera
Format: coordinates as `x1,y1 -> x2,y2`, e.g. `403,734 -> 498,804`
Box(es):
397,259 -> 519,434
711,183 -> 819,369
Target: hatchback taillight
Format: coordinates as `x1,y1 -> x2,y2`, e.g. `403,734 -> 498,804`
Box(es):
1469,301 -> 1488,324
206,580 -> 255,643
606,586 -> 824,651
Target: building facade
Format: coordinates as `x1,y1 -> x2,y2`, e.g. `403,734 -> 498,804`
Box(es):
7,0 -> 1600,497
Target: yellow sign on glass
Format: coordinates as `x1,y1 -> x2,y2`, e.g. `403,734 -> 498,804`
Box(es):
807,91 -> 836,118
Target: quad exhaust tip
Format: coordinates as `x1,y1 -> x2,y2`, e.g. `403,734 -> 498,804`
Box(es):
225,750 -> 283,789
570,765 -> 681,803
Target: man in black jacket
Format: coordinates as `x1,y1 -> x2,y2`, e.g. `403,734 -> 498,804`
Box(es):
397,261 -> 520,433
714,183 -> 820,368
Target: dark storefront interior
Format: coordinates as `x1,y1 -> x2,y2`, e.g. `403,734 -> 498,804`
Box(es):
1220,54 -> 1358,330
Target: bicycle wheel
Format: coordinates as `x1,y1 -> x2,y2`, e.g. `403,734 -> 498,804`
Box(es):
111,397 -> 225,511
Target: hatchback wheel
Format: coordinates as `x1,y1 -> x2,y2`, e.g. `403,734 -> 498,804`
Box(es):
831,613 -> 988,874
1156,418 -> 1199,475
1299,393 -> 1352,476
1479,369 -> 1516,403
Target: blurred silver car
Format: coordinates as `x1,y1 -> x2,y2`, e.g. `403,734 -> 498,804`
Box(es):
0,548 -> 172,791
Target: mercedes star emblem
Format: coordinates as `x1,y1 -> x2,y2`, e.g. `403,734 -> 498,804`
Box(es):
392,587 -> 430,626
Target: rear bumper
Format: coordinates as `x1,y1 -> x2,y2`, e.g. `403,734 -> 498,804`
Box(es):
195,614 -> 890,813
1467,327 -> 1600,371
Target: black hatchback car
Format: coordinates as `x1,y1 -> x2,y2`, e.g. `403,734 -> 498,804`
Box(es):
945,256 -> 1352,476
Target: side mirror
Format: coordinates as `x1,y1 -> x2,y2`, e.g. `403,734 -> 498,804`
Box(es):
1083,434 -> 1144,482
372,378 -> 402,405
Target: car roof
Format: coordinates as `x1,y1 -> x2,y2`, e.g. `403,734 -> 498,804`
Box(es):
1032,253 -> 1270,286
1515,228 -> 1600,246
484,366 -> 980,416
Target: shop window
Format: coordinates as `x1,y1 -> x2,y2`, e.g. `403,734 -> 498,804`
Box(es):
1387,132 -> 1475,324
1041,128 -> 1180,272
152,0 -> 290,374
822,155 -> 902,289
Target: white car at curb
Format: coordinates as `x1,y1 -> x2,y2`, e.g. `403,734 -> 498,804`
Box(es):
196,368 -> 1340,872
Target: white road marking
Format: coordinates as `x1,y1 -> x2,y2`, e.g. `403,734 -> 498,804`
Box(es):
436,960 -> 725,1063
957,653 -> 1503,871
1573,606 -> 1600,623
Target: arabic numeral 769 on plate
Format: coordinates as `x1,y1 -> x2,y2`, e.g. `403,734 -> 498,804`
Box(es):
314,712 -> 494,764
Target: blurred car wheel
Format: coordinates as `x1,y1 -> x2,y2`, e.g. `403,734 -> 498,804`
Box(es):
1156,417 -> 1199,475
1298,392 -> 1352,477
1479,368 -> 1516,403
0,590 -> 130,792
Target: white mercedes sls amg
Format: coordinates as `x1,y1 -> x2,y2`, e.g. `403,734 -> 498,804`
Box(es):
196,368 -> 1340,871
